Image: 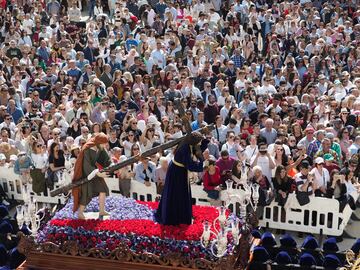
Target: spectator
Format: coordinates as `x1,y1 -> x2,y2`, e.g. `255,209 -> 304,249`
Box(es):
260,119 -> 277,145
294,161 -> 314,195
231,159 -> 250,187
251,143 -> 275,184
155,157 -> 168,195
29,142 -> 48,195
48,142 -> 65,188
310,157 -> 330,197
134,157 -> 156,185
203,158 -> 222,205
216,150 -> 235,184
249,166 -> 273,217
273,165 -> 295,207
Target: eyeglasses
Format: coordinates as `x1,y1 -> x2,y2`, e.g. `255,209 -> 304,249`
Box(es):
132,122 -> 137,125
244,120 -> 250,122
5,118 -> 10,120
128,134 -> 134,137
53,133 -> 60,136
36,144 -> 42,148
33,94 -> 39,97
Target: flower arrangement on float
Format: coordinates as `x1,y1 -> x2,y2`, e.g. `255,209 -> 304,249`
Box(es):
36,196 -> 233,260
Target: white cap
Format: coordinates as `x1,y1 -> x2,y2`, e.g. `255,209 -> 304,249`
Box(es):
315,157 -> 324,164
9,155 -> 17,161
0,154 -> 6,160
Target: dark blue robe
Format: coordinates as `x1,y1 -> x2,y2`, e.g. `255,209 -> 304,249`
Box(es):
155,144 -> 203,225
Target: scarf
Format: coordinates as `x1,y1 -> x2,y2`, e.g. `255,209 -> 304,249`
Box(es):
72,133 -> 109,212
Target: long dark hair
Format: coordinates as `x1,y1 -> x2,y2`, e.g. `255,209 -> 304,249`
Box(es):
274,165 -> 288,184
231,160 -> 242,179
50,142 -> 60,157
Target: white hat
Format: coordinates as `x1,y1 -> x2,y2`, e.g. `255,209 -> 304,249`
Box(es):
315,157 -> 324,164
147,115 -> 160,127
137,120 -> 146,133
0,154 -> 6,160
9,155 -> 17,161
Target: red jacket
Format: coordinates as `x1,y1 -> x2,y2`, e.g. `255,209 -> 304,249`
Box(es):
203,166 -> 222,190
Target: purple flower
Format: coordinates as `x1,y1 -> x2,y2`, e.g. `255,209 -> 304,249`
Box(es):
53,196 -> 154,221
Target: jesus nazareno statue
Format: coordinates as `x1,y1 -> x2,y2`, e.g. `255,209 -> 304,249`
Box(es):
155,132 -> 208,226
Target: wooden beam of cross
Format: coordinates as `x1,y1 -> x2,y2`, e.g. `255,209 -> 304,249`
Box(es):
50,124 -> 214,197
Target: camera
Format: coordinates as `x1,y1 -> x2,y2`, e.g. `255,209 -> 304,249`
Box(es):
333,174 -> 345,183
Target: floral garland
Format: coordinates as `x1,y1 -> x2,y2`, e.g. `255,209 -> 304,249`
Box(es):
38,196 -> 230,259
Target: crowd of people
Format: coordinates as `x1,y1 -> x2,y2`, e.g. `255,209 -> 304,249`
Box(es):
0,0 -> 358,240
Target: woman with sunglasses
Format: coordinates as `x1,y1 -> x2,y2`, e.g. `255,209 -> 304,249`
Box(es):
311,157 -> 330,197
140,126 -> 156,152
30,141 -> 48,195
339,127 -> 352,161
120,130 -> 140,158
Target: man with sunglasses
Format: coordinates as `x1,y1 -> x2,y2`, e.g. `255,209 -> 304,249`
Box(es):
0,114 -> 15,135
65,98 -> 81,124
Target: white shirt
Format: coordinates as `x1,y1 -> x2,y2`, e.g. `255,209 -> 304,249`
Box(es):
310,167 -> 330,189
244,145 -> 258,162
222,125 -> 241,137
74,134 -> 91,146
23,19 -> 34,34
257,84 -> 277,96
0,122 -> 16,135
268,143 -> 291,156
220,106 -> 230,122
251,155 -> 274,184
212,124 -> 226,143
184,86 -> 202,99
150,49 -> 166,69
31,153 -> 48,169
147,9 -> 156,26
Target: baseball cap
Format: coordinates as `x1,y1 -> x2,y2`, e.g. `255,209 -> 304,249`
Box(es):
315,157 -> 324,164
323,153 -> 334,161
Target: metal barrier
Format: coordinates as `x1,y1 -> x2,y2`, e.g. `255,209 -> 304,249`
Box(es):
1,167 -> 357,236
